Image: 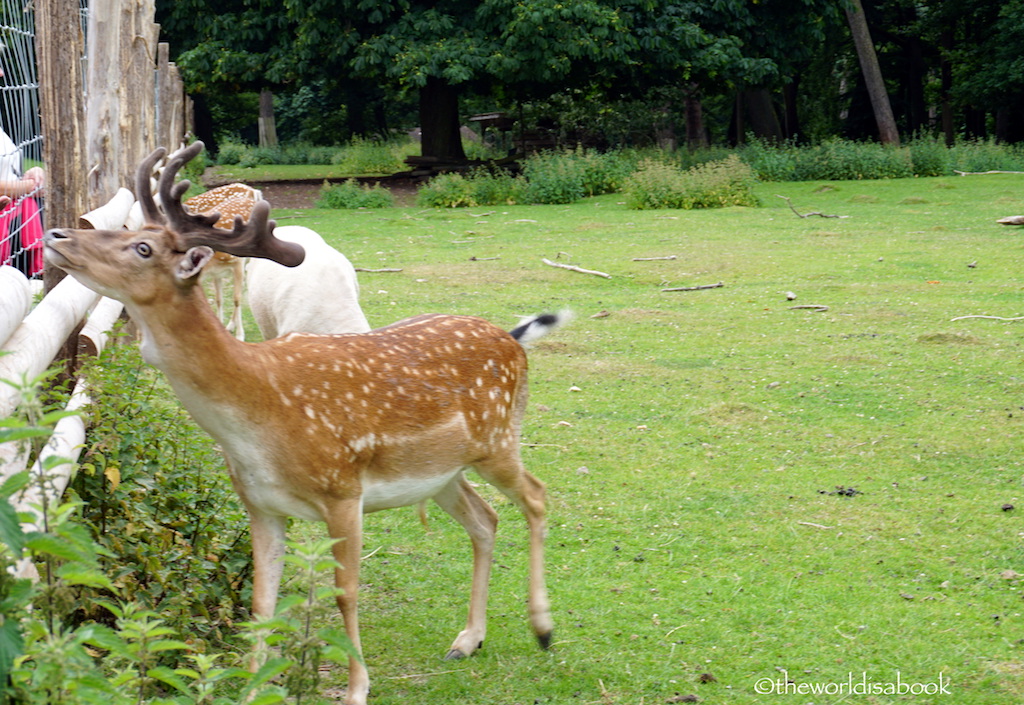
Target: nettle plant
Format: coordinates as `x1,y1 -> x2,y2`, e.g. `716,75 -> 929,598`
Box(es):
70,328 -> 253,649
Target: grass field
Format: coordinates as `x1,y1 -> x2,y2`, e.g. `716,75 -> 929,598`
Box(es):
241,174 -> 1024,703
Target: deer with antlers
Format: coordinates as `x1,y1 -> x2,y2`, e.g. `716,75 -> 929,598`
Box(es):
44,142 -> 563,704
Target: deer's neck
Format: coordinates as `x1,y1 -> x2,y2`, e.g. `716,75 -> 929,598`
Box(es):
131,286 -> 248,391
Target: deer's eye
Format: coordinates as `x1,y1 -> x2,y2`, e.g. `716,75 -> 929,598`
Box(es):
134,242 -> 153,258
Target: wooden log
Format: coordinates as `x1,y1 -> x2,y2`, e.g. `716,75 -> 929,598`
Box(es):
10,373 -> 92,580
79,187 -> 135,230
0,266 -> 31,348
79,297 -> 125,358
0,276 -> 100,419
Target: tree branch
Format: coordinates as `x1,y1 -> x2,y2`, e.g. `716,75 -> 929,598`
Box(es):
776,195 -> 847,219
661,281 -> 723,292
541,258 -> 611,278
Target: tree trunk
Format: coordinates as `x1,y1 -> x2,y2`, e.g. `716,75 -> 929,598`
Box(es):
418,77 -> 466,162
742,89 -> 784,142
683,84 -> 706,149
940,29 -> 954,146
36,0 -> 89,377
845,0 -> 900,145
259,88 -> 278,148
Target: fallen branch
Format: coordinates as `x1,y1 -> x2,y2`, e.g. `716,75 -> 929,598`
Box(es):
996,215 -> 1024,226
542,257 -> 612,279
469,256 -> 500,261
776,194 -> 847,219
789,304 -> 830,312
355,267 -> 403,273
797,521 -> 834,530
661,281 -> 723,292
955,170 -> 1024,176
950,314 -> 1024,322
632,255 -> 678,261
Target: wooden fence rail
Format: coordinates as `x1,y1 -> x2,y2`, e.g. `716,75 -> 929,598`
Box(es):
0,266 -> 124,579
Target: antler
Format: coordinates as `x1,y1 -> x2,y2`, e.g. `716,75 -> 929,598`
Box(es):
137,141 -> 305,267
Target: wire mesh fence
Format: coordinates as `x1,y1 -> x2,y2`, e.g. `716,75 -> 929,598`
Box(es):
0,0 -> 43,277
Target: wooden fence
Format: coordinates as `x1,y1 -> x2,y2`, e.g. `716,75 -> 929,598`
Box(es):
1,0 -> 192,578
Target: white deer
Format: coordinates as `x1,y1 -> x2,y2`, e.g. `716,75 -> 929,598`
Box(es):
44,142 -> 563,705
245,226 -> 370,339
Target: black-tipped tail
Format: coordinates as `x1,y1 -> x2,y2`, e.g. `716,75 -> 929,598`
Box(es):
509,311 -> 572,345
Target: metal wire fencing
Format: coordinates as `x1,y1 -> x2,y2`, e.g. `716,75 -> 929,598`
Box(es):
0,1 -> 43,277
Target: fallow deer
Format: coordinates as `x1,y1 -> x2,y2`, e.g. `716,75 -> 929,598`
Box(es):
184,183 -> 262,341
44,142 -> 563,704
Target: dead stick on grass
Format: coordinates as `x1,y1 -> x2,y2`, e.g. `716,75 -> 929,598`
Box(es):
354,267 -> 403,273
776,194 -> 847,219
632,255 -> 678,261
789,304 -> 830,312
469,256 -> 500,261
950,314 -> 1024,322
384,668 -> 466,680
798,522 -> 833,530
662,281 -> 723,292
542,257 -> 612,278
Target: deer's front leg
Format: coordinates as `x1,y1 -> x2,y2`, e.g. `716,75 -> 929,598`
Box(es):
325,498 -> 369,705
246,507 -> 288,670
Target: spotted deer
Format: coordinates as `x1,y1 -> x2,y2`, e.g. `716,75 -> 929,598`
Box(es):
44,142 -> 564,705
183,183 -> 262,341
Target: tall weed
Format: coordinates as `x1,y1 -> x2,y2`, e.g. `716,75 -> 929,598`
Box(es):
623,154 -> 759,209
317,178 -> 395,209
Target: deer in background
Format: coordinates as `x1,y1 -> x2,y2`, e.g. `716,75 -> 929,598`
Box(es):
183,183 -> 262,341
245,226 -> 370,339
44,142 -> 564,705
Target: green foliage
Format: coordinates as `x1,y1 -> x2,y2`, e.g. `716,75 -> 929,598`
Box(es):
623,154 -> 759,209
740,137 -> 799,181
71,334 -> 252,653
948,138 -> 1024,173
330,137 -> 413,175
415,168 -> 526,208
317,179 -> 395,209
790,139 -> 914,180
907,134 -> 952,177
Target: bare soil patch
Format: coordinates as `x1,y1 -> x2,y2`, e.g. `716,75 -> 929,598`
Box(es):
205,176 -> 420,210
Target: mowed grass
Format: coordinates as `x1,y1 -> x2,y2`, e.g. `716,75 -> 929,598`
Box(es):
242,175 -> 1024,703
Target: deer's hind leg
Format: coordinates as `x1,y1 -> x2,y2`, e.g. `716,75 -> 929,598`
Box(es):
433,474 -> 499,660
473,453 -> 553,650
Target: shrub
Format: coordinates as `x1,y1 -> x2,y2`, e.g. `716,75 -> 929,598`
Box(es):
71,334 -> 253,652
948,138 -> 1024,173
908,135 -> 952,177
623,154 -> 759,210
791,139 -> 913,180
415,167 -> 527,208
740,138 -> 798,181
332,137 -> 411,175
520,151 -> 587,204
317,178 -> 395,209
238,146 -> 284,168
215,141 -> 248,165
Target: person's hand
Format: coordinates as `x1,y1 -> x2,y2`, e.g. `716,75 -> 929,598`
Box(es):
24,166 -> 44,190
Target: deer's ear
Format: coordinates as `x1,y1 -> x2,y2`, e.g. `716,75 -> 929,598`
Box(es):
176,246 -> 214,281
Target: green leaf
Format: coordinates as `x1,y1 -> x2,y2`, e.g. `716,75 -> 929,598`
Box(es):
148,665 -> 193,694
0,500 -> 25,557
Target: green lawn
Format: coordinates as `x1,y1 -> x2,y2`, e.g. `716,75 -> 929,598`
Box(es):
241,174 -> 1024,703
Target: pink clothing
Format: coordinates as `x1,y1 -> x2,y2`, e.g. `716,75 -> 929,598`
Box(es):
0,196 -> 44,276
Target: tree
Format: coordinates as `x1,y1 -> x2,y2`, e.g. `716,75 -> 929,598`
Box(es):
844,0 -> 900,145
155,0 -> 298,152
